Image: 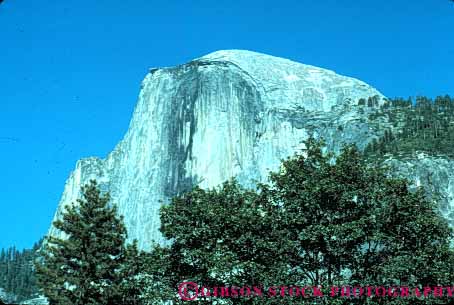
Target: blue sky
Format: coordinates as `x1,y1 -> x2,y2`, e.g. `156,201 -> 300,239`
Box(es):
1,0 -> 453,249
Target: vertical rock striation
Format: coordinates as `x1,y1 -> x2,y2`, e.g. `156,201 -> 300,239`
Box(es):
51,50 -> 432,249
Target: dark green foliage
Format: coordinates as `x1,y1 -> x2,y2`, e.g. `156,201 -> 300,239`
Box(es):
119,242 -> 174,305
365,95 -> 454,157
265,139 -> 454,304
117,241 -> 143,305
157,180 -> 287,304
0,240 -> 42,301
149,138 -> 454,305
35,180 -> 128,305
116,240 -> 174,305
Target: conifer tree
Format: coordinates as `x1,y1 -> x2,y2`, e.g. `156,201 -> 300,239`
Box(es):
35,180 -> 127,305
0,240 -> 41,302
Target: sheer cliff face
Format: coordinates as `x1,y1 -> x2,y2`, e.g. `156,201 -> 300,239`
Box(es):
49,50 -> 389,249
385,155 -> 454,226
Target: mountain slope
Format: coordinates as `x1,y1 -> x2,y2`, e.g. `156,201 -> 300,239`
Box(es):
48,50 -> 405,249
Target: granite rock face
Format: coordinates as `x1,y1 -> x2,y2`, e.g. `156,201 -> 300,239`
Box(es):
384,153 -> 454,226
48,50 -> 404,249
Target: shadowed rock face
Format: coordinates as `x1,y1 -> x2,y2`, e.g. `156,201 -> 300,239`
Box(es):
48,50 -> 394,250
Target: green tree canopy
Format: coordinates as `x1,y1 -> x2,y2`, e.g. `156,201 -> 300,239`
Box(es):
35,180 -> 128,305
149,138 -> 454,305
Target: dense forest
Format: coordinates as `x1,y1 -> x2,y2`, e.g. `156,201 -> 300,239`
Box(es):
0,240 -> 42,302
362,95 -> 454,157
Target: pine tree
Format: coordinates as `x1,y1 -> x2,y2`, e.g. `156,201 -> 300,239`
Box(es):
35,180 -> 127,305
0,241 -> 41,302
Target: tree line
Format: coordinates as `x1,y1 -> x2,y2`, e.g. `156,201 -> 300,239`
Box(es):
362,95 -> 454,157
0,240 -> 41,302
